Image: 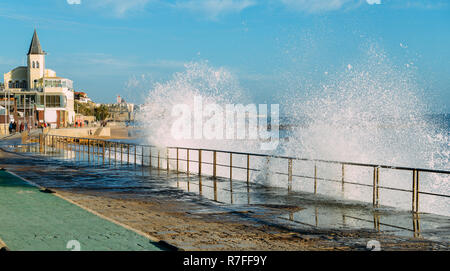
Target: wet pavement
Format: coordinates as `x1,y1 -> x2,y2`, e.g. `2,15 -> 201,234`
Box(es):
1,140 -> 449,249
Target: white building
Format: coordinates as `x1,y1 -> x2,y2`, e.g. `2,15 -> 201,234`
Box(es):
2,29 -> 75,128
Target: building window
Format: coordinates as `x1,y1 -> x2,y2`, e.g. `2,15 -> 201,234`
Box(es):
45,95 -> 63,108
15,81 -> 19,88
32,61 -> 35,68
20,81 -> 27,89
8,81 -> 13,88
36,61 -> 39,68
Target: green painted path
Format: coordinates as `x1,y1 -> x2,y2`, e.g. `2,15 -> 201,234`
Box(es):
0,170 -> 164,251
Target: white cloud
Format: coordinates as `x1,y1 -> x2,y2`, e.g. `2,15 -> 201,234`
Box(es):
366,0 -> 381,4
66,0 -> 446,18
400,0 -> 448,10
278,0 -> 385,12
67,0 -> 81,4
89,0 -> 152,17
279,0 -> 361,13
173,0 -> 256,19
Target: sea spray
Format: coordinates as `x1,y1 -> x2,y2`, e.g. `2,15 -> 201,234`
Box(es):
137,52 -> 449,215
280,46 -> 449,215
137,62 -> 279,182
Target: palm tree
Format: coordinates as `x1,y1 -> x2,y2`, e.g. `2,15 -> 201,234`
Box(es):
94,104 -> 109,121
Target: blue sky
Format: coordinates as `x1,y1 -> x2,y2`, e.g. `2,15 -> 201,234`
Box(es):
0,0 -> 449,112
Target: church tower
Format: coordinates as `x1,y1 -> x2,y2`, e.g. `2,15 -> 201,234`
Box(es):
27,29 -> 45,90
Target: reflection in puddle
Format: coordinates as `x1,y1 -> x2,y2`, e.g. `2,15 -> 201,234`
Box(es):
3,142 -> 450,244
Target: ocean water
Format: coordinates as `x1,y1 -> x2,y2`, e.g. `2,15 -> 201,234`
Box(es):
134,49 -> 449,216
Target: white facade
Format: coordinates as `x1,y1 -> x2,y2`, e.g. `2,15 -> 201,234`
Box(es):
2,30 -> 75,127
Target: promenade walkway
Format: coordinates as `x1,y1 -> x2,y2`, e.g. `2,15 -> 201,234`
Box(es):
0,170 -> 164,251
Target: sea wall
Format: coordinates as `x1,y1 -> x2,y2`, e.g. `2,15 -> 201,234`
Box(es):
48,127 -> 111,137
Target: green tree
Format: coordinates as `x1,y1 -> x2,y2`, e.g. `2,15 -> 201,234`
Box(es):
75,100 -> 94,116
94,104 -> 109,121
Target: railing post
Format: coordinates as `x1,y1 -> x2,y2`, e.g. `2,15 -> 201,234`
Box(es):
373,167 -> 380,208
413,213 -> 421,238
97,140 -> 100,164
149,146 -> 152,168
120,144 -> 123,165
229,153 -> 232,192
127,144 -> 130,165
176,148 -> 179,172
198,150 -> 202,176
88,139 -> 90,161
141,146 -> 144,167
166,148 -> 170,172
373,213 -> 380,231
114,143 -> 117,166
82,139 -> 85,160
187,149 -> 190,176
412,170 -> 416,212
416,170 -> 420,213
341,164 -> 345,193
157,149 -> 160,169
134,144 -> 137,167
213,151 -> 217,178
288,158 -> 293,192
314,164 -> 317,194
199,150 -> 203,194
377,167 -> 380,207
246,154 -> 250,187
213,176 -> 217,201
412,170 -> 420,213
108,142 -> 111,165
75,138 -> 78,159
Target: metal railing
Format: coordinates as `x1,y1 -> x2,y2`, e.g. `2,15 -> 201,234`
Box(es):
37,134 -> 450,214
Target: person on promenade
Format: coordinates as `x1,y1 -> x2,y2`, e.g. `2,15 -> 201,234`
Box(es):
8,122 -> 12,134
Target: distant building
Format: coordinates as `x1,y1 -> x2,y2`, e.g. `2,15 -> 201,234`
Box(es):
74,91 -> 92,103
1,29 -> 75,128
105,97 -> 136,122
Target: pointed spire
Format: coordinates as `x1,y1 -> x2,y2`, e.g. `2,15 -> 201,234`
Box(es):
27,29 -> 44,55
